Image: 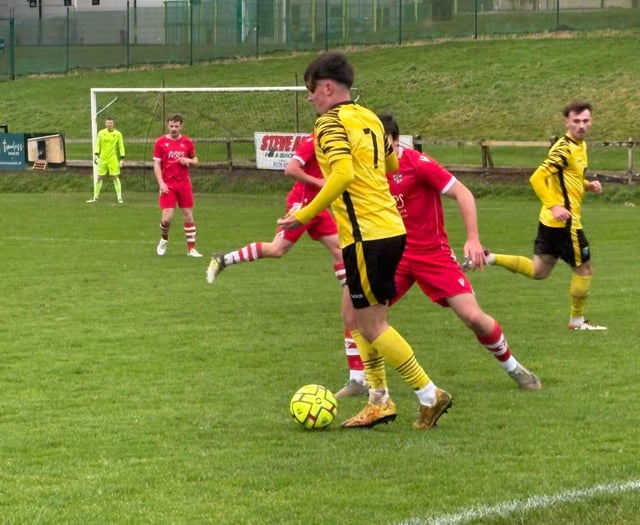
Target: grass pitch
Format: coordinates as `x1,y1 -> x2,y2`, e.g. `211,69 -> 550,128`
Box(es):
1,191 -> 638,524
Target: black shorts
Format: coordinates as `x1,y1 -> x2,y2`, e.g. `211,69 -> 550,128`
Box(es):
343,235 -> 406,309
534,222 -> 591,267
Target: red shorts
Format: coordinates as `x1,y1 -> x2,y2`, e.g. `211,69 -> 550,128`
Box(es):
392,245 -> 474,307
159,179 -> 194,210
277,198 -> 337,243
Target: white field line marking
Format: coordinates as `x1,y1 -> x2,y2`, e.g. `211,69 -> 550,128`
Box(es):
397,479 -> 640,525
1,236 -> 144,244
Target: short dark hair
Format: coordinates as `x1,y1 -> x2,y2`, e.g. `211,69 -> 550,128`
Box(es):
378,113 -> 400,140
304,51 -> 354,91
563,101 -> 592,117
168,113 -> 184,123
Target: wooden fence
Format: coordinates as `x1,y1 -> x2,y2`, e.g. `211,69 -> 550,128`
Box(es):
65,137 -> 639,183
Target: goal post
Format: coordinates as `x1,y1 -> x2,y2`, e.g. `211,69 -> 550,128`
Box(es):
89,86 -> 317,186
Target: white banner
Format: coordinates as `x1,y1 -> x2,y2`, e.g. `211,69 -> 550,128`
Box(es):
254,132 -> 309,170
254,132 -> 415,170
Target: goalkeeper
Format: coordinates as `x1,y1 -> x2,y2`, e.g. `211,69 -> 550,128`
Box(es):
87,117 -> 126,204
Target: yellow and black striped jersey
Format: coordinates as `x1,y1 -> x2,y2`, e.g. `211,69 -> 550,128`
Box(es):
529,133 -> 588,229
313,102 -> 405,247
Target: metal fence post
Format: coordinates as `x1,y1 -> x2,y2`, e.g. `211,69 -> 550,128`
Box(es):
9,17 -> 15,80
126,1 -> 130,69
324,0 -> 328,51
398,0 -> 403,45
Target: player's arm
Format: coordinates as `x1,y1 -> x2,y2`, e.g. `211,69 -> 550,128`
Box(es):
292,157 -> 353,225
444,180 -> 484,269
177,154 -> 198,167
529,166 -> 557,208
182,140 -> 198,167
118,132 -> 126,159
384,136 -> 399,173
94,132 -> 101,163
530,165 -> 571,221
115,132 -> 125,166
153,157 -> 168,193
284,157 -> 323,188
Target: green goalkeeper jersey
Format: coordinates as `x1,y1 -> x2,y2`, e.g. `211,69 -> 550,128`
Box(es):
96,128 -> 125,161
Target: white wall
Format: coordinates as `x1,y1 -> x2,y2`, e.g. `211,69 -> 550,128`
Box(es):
1,0 -> 164,22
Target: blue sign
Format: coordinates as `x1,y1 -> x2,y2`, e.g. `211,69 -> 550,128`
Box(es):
0,133 -> 26,170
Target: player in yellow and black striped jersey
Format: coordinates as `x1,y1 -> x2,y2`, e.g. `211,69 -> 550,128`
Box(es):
534,129 -> 589,231
469,101 -> 607,331
312,103 -> 405,248
278,51 -> 452,429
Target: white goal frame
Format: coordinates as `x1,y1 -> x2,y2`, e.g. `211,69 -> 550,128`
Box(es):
89,86 -> 308,186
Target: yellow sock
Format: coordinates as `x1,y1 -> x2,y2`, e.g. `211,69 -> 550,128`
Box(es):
113,178 -> 122,198
569,273 -> 592,319
372,327 -> 430,391
350,329 -> 387,391
493,254 -> 535,278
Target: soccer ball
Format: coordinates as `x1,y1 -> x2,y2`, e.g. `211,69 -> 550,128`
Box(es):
289,384 -> 338,430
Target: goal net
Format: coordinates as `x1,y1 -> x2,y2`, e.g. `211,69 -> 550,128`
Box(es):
89,86 -> 318,184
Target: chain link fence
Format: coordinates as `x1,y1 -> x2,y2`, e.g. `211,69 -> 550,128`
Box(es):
0,0 -> 638,79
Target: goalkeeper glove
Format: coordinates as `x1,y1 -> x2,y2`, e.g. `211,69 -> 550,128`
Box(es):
93,154 -> 99,165
119,158 -> 125,168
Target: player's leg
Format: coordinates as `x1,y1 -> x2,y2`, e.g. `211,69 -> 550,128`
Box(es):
181,207 -> 201,257
485,222 -> 556,279
156,190 -> 176,256
88,175 -> 105,202
112,175 -> 123,203
342,237 -> 451,429
206,223 -> 302,284
106,158 -> 123,202
176,182 -> 201,257
417,250 -> 541,389
313,225 -> 368,398
227,233 -> 296,264
564,230 -> 606,330
339,289 -> 395,427
486,251 -> 537,277
336,251 -> 413,399
447,293 -> 542,390
334,329 -> 367,398
334,274 -> 368,399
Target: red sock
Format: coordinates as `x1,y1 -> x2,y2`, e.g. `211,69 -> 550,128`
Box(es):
477,321 -> 512,363
345,329 -> 364,371
184,221 -> 196,250
334,262 -> 347,286
159,221 -> 170,240
227,242 -> 263,265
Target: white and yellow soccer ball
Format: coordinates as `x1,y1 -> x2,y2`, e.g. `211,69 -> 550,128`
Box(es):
289,384 -> 338,430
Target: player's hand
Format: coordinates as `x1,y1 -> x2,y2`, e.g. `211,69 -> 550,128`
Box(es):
93,156 -> 99,165
277,212 -> 302,231
119,159 -> 125,168
587,180 -> 602,194
550,204 -> 572,222
463,240 -> 486,271
158,181 -> 169,194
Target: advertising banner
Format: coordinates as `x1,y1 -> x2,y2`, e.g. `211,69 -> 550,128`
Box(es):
254,132 -> 414,171
0,133 -> 26,170
254,132 -> 309,170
